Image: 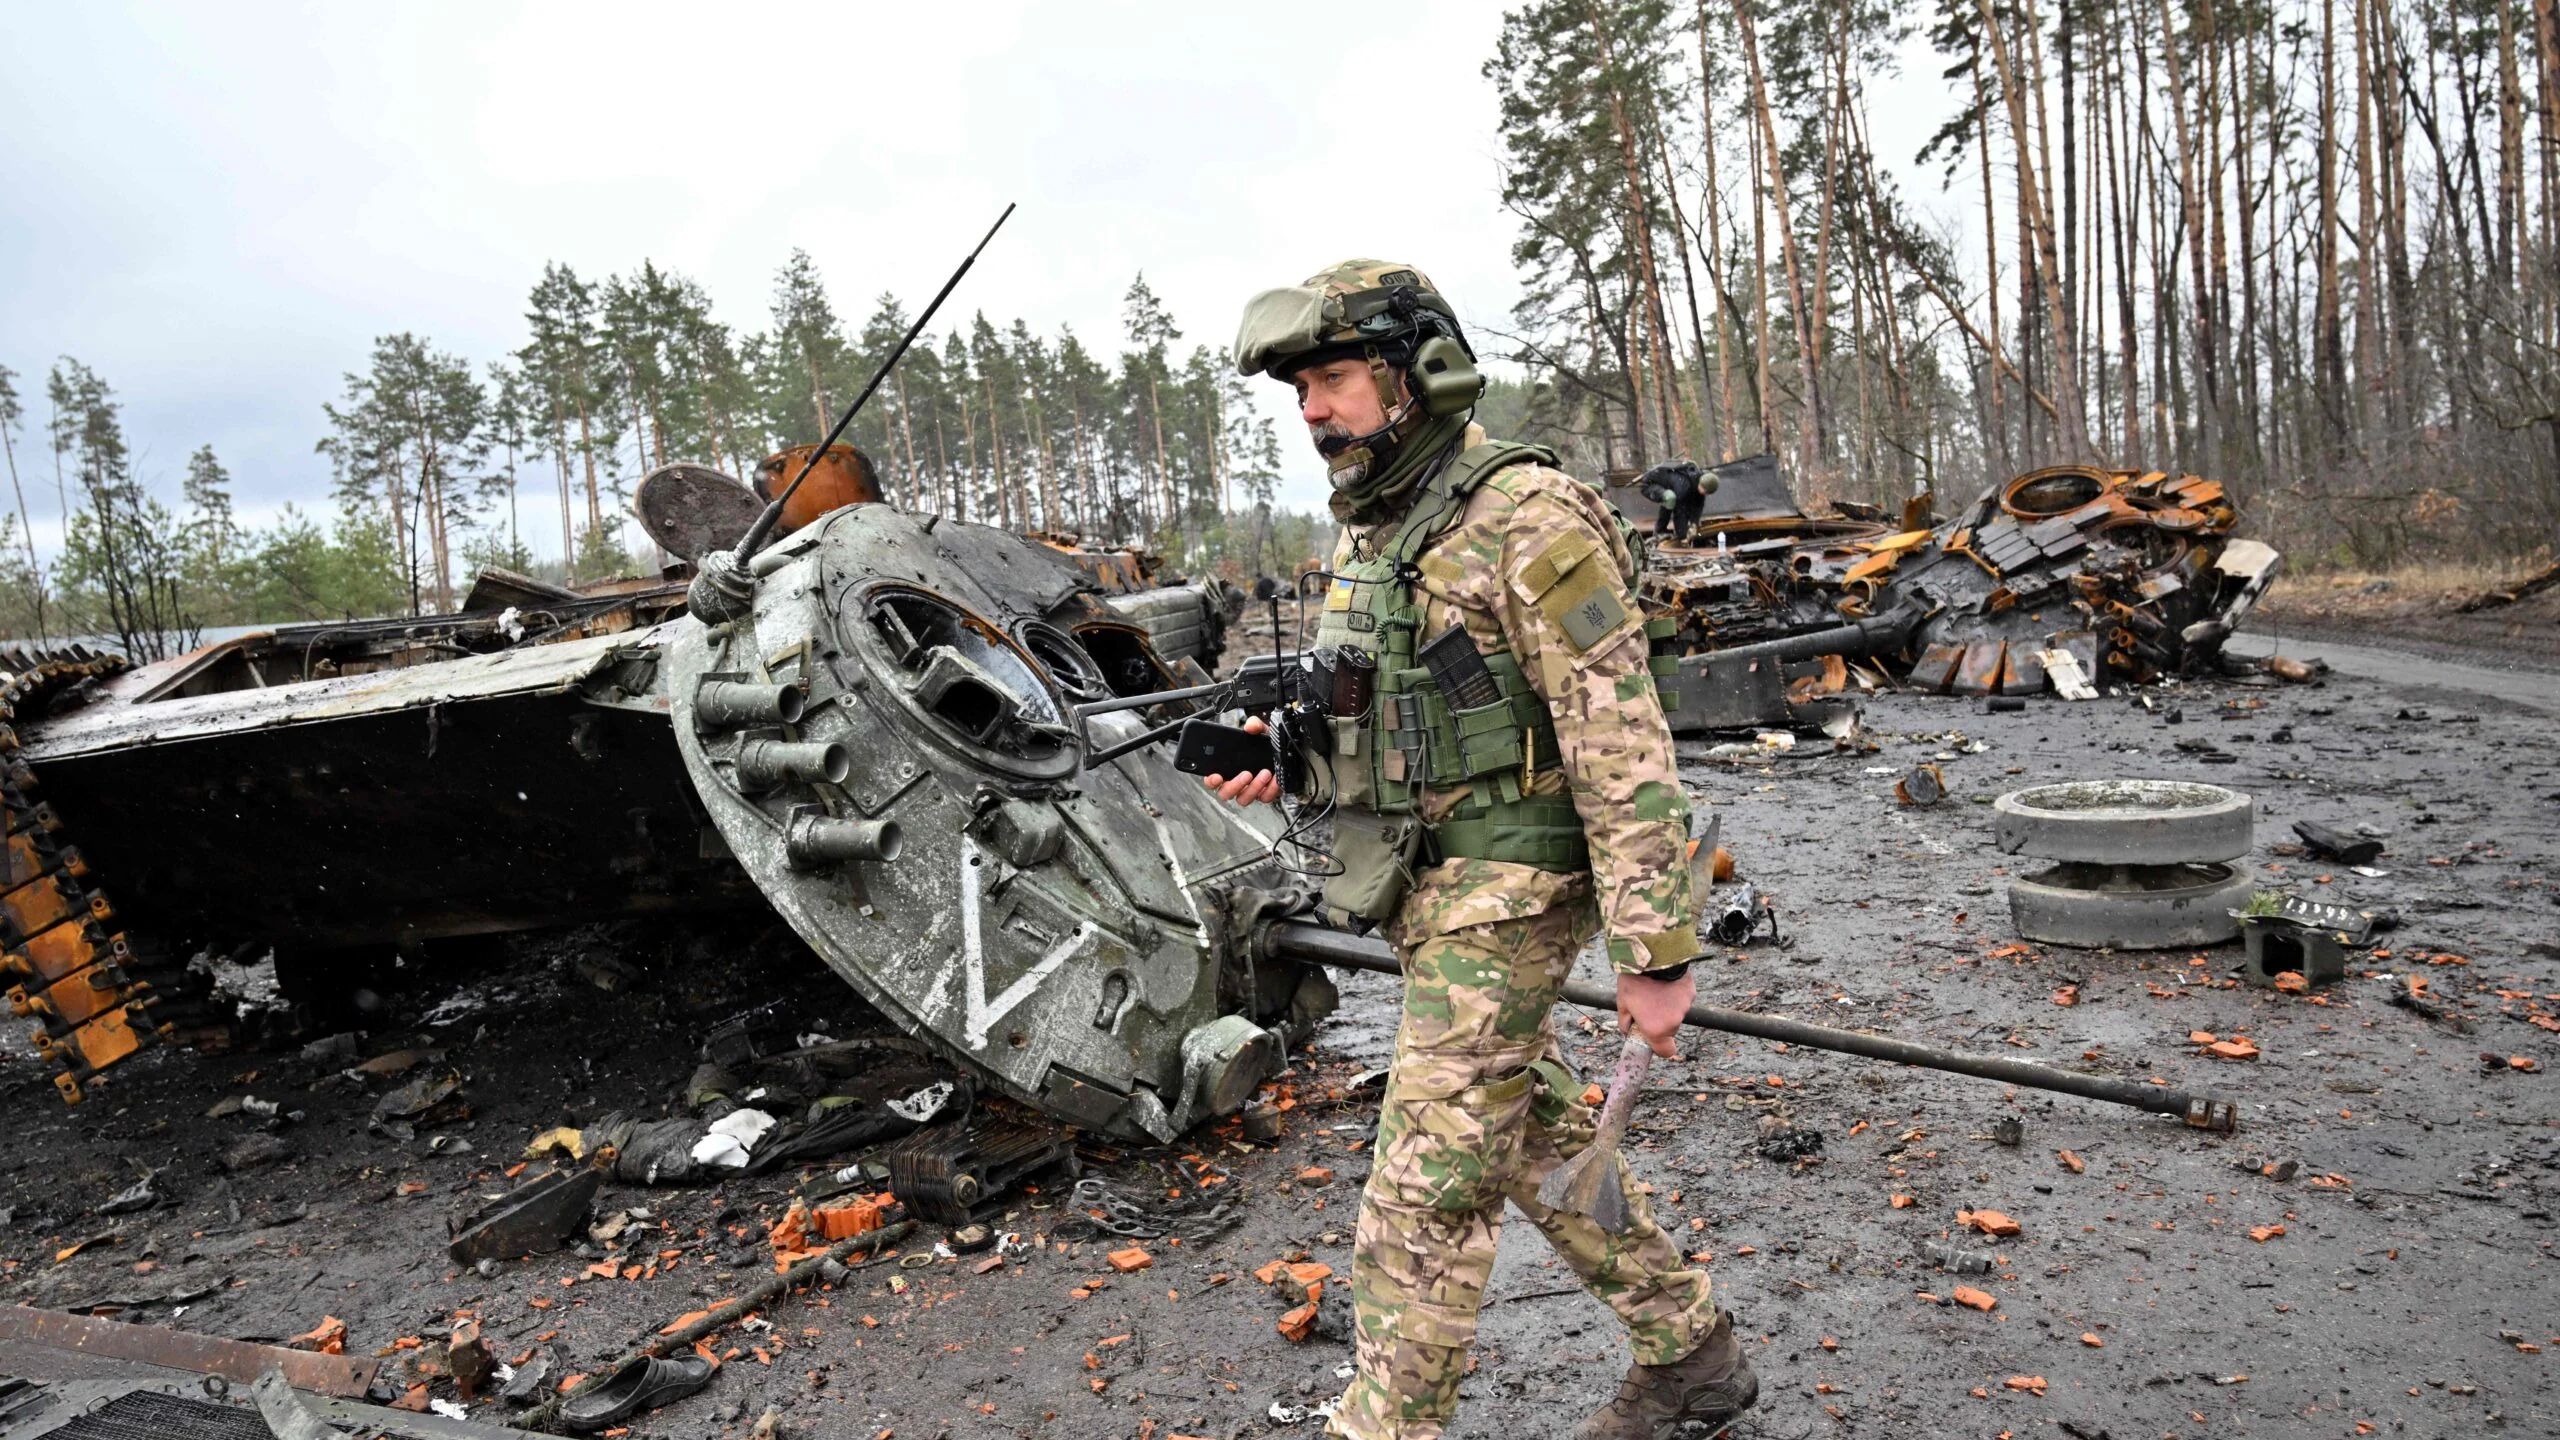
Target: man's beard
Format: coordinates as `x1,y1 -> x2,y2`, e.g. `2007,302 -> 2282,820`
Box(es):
1310,421 -> 1369,489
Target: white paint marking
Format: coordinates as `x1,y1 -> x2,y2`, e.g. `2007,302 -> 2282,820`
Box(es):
958,835 -> 1097,1050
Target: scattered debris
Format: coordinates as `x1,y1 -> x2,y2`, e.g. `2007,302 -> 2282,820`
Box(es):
96,1173 -> 160,1216
220,1134 -> 293,1172
447,1319 -> 495,1399
1957,1208 -> 2022,1238
688,1107 -> 778,1169
556,1354 -> 717,1433
1920,1240 -> 1994,1275
1627,459 -> 2284,733
1896,763 -> 1948,807
1753,1123 -> 1826,1162
446,1168 -> 602,1265
2291,820 -> 2384,867
1708,883 -> 1785,947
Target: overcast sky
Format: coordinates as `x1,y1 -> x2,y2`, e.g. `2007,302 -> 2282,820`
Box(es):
0,2 -> 1955,565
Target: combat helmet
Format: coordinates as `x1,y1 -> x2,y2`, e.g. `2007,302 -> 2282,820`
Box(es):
1233,260 -> 1485,510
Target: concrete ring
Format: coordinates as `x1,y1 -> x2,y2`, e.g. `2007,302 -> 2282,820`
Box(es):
1993,779 -> 2253,864
2006,861 -> 2255,950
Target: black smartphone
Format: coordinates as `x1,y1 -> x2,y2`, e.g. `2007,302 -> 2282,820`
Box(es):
1172,719 -> 1276,779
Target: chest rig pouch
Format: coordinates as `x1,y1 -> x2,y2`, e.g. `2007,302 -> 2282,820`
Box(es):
1307,441 -> 1613,930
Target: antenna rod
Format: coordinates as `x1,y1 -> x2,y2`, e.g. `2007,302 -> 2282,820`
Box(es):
735,202 -> 1016,560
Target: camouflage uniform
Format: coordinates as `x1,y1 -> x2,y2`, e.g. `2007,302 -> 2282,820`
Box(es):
1318,427 -> 1716,1440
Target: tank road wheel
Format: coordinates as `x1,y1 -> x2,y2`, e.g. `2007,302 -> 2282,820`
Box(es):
1992,780 -> 2253,865
2006,861 -> 2254,950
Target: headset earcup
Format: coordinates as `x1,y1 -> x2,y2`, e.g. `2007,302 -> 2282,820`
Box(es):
1409,335 -> 1485,419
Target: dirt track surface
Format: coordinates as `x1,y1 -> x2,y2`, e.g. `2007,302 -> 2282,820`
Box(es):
3,639 -> 2555,1439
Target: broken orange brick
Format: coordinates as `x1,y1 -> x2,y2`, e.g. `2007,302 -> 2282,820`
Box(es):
1296,1167 -> 1335,1186
767,1200 -> 817,1256
2080,1332 -> 2104,1347
2272,971 -> 2310,994
1580,1083 -> 1606,1107
1818,1336 -> 1839,1352
813,1194 -> 892,1241
2056,1150 -> 2086,1175
1958,1208 -> 2023,1238
1106,1247 -> 1153,1274
2051,985 -> 2080,1007
2205,1037 -> 2262,1061
1950,1287 -> 1998,1312
1285,1262 -> 1334,1289
289,1316 -> 348,1355
1889,1194 -> 1915,1209
2188,1030 -> 2219,1045
2510,1056 -> 2542,1073
2003,1374 -> 2048,1395
1276,1301 -> 1319,1342
2248,1224 -> 2286,1243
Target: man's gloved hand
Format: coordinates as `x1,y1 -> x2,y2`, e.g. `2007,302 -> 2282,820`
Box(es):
1202,715 -> 1283,806
1616,967 -> 1695,1059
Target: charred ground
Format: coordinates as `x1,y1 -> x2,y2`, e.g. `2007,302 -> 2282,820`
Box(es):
2,635 -> 2554,1440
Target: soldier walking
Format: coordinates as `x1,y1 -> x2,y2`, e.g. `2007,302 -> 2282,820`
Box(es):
1211,261 -> 1758,1440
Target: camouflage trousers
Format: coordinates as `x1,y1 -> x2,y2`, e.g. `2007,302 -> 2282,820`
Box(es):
1325,903 -> 1715,1440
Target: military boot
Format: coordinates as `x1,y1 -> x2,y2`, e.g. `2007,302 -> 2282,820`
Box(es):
1571,1309 -> 1758,1440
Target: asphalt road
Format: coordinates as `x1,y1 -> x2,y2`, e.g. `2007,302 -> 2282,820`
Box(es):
2228,628 -> 2560,716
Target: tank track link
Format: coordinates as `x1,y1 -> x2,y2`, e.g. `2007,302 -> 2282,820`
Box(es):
0,648 -> 219,1101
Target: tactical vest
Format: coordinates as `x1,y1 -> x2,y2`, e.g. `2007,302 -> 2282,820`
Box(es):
1306,441 -> 1682,892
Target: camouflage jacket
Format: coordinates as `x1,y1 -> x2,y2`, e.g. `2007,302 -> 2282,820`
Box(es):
1331,425 -> 1699,974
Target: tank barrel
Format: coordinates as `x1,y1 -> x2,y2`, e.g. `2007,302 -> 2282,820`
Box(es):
736,738 -> 850,791
694,680 -> 806,730
1263,922 -> 2236,1131
785,814 -> 903,868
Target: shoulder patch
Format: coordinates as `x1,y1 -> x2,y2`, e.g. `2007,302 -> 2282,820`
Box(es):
1540,561 -> 1629,651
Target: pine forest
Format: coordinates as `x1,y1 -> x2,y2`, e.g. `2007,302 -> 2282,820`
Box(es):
4,0 -> 2555,657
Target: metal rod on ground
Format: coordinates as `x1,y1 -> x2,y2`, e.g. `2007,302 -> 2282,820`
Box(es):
519,1220 -> 917,1433
1265,923 -> 2238,1130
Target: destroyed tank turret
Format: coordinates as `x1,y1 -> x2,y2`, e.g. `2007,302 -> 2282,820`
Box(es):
1,479 -> 1318,1140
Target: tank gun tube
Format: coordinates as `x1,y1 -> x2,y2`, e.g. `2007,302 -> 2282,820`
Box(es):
695,680 -> 806,731
786,812 -> 903,868
1261,922 -> 2238,1131
735,739 -> 850,792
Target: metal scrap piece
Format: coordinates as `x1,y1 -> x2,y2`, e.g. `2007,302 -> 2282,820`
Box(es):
251,1368 -> 342,1440
445,1168 -> 601,1265
0,1305 -> 378,1397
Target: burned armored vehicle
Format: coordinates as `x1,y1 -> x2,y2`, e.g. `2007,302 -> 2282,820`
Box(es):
1608,455 -> 2284,731
1,484 -> 1322,1142
2,467 -> 2242,1148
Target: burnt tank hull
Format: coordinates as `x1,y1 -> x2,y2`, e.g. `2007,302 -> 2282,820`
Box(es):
4,506 -> 1326,1133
